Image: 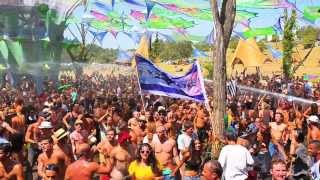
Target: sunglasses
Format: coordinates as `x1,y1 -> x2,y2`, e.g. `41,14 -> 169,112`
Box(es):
46,175 -> 56,178
140,150 -> 150,154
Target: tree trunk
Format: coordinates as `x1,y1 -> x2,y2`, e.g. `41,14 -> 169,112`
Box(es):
210,0 -> 236,158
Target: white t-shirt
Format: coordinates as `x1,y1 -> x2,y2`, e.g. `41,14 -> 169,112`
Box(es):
218,144 -> 254,180
177,133 -> 192,159
142,134 -> 160,144
311,161 -> 320,180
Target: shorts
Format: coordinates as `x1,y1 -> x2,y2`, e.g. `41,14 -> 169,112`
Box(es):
183,175 -> 200,180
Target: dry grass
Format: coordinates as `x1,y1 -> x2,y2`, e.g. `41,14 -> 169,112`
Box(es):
157,45 -> 320,79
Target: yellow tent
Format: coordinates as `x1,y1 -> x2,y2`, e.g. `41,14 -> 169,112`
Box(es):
231,39 -> 270,68
131,34 -> 149,67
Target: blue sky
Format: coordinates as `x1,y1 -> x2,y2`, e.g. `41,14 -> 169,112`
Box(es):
64,0 -> 320,50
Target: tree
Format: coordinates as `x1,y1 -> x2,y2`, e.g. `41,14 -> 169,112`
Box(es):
176,41 -> 193,59
66,0 -> 98,63
210,0 -> 236,157
257,40 -> 267,52
296,26 -> 320,49
158,41 -> 193,62
194,42 -> 212,52
282,9 -> 296,80
228,37 -> 239,50
150,33 -> 162,62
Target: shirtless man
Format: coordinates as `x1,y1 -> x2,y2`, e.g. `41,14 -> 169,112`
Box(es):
153,125 -> 179,172
11,99 -> 25,134
108,131 -> 132,180
0,143 -> 24,180
269,112 -> 288,159
10,99 -> 25,162
294,104 -> 304,129
307,115 -> 320,143
65,143 -> 111,180
25,116 -> 53,172
37,137 -> 55,179
128,117 -> 144,144
269,113 -> 287,143
50,128 -> 73,179
156,109 -> 167,128
97,128 -> 117,164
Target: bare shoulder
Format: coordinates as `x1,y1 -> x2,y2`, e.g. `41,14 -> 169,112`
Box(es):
38,153 -> 46,161
13,163 -> 23,171
10,161 -> 23,175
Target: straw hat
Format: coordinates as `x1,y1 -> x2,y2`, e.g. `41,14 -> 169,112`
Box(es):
74,120 -> 83,125
51,128 -> 69,141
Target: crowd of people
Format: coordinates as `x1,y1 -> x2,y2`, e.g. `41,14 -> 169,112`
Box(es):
0,70 -> 319,180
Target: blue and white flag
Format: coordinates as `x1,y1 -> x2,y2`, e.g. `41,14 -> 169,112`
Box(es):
135,55 -> 208,102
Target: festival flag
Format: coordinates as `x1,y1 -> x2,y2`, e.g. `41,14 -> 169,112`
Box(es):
145,0 -> 156,21
131,34 -> 150,67
92,0 -> 113,12
227,80 -> 237,97
124,0 -> 145,7
96,32 -> 108,45
135,55 -> 208,102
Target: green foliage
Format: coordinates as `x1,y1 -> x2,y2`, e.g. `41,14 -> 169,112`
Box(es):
150,34 -> 163,61
203,62 -> 213,79
62,44 -> 117,63
296,26 -> 320,49
88,45 -> 118,63
282,9 -> 296,79
228,37 -> 239,50
150,40 -> 193,62
194,42 -> 211,52
271,35 -> 280,42
257,40 -> 267,52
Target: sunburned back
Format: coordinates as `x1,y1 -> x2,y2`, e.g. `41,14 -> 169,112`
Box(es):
50,147 -> 71,179
66,160 -> 95,180
11,115 -> 25,133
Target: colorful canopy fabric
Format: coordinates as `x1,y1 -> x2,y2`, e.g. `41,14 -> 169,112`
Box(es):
0,0 -> 319,53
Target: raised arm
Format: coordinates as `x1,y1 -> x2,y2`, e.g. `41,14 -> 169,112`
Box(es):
63,112 -> 71,129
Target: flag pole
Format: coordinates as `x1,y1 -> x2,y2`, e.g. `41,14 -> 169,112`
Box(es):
134,55 -> 146,112
195,60 -> 211,112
